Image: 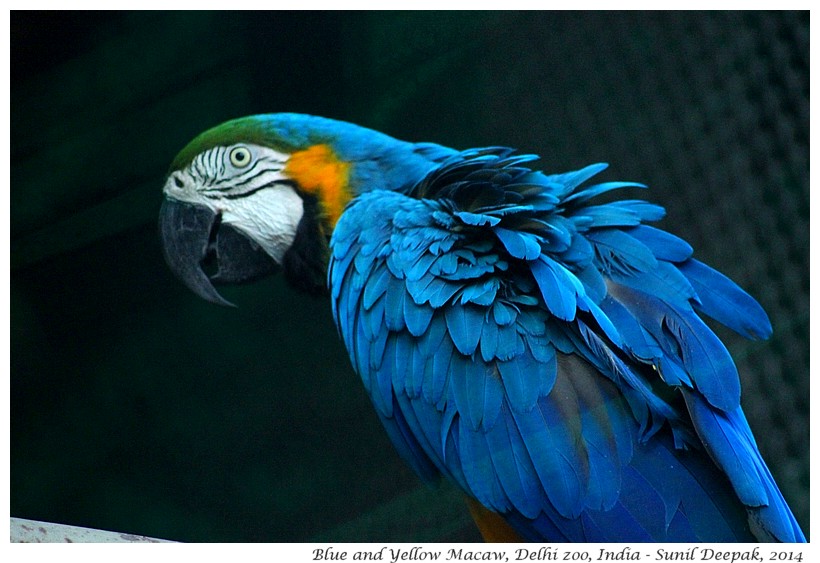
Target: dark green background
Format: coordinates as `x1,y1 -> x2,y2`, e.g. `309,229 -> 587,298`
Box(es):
10,11 -> 809,542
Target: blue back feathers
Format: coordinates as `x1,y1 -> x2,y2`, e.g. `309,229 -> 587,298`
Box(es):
328,147 -> 803,542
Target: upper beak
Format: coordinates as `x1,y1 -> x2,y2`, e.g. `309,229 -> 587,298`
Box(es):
159,199 -> 278,307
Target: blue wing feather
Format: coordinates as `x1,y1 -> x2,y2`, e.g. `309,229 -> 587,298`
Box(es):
328,148 -> 804,542
403,290 -> 434,337
663,308 -> 740,411
425,327 -> 454,407
628,224 -> 693,262
383,275 -> 406,331
586,229 -> 658,274
444,302 -> 484,356
458,409 -> 512,512
494,227 -> 542,260
531,257 -> 578,320
680,259 -> 773,340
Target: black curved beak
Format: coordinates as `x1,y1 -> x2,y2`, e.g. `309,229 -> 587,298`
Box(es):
159,199 -> 278,307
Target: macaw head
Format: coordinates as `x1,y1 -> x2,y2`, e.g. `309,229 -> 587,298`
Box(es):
159,113 -> 451,305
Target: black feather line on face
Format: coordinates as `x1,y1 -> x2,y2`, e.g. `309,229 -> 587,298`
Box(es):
282,194 -> 330,295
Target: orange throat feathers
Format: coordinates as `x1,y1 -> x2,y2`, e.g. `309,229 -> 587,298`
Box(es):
284,144 -> 352,231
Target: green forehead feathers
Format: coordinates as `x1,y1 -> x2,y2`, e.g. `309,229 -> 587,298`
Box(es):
170,116 -> 302,171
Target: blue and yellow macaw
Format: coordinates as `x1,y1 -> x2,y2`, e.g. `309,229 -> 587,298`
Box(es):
159,113 -> 805,542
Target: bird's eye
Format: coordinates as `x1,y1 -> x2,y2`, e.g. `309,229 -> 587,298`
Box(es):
229,146 -> 252,168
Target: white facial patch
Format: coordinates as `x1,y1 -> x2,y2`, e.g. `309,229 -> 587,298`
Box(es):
163,144 -> 305,264
221,184 -> 304,264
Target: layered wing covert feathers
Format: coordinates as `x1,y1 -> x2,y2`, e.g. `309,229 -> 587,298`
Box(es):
328,148 -> 804,542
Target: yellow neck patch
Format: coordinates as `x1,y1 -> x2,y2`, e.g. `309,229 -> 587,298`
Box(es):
284,144 -> 352,230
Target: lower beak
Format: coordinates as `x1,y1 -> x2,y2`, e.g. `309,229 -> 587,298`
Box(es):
159,199 -> 278,307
